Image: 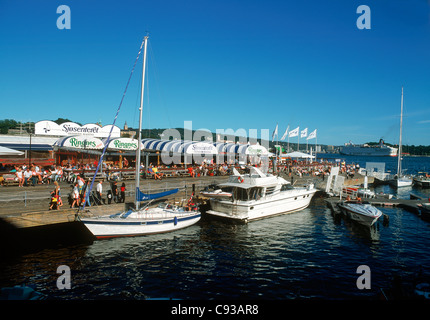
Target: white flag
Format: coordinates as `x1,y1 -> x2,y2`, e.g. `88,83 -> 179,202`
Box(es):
288,126 -> 299,138
272,124 -> 278,142
280,125 -> 289,140
307,129 -> 317,140
300,128 -> 308,138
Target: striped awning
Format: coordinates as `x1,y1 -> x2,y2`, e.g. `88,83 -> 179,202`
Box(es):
53,135 -> 105,154
141,139 -> 268,155
141,139 -> 217,154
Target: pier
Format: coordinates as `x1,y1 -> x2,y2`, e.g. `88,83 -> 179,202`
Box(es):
325,196 -> 425,215
0,175 -> 230,229
0,170 -> 372,230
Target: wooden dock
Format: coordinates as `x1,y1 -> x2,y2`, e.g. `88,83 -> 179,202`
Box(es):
0,175 -> 229,230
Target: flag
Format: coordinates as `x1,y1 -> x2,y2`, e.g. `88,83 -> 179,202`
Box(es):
300,128 -> 308,138
272,124 -> 278,142
307,129 -> 317,140
280,125 -> 289,140
288,126 -> 299,138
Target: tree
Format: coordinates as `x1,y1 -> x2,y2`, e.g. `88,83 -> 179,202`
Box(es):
0,119 -> 18,134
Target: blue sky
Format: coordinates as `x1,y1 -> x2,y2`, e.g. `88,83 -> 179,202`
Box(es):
1,0 -> 430,146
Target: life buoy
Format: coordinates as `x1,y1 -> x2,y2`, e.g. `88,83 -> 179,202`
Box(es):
238,176 -> 244,183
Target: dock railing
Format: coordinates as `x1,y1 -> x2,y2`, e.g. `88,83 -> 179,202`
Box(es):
0,178 -> 222,212
339,187 -> 358,200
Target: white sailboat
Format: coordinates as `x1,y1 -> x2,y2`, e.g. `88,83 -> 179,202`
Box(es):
389,87 -> 412,188
79,36 -> 201,239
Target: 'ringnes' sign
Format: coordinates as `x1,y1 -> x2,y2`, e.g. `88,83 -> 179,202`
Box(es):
61,136 -> 104,149
107,138 -> 141,151
35,120 -> 121,138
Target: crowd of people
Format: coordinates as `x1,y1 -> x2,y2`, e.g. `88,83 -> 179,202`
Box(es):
0,158 -> 363,211
275,159 -> 360,180
0,158 -> 362,187
145,162 -> 234,180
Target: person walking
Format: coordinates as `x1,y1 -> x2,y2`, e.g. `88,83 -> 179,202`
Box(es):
71,183 -> 79,208
96,180 -> 104,205
54,181 -> 63,209
120,182 -> 126,203
112,181 -> 118,203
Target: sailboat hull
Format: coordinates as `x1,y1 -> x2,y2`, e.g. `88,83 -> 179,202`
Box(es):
80,213 -> 201,239
389,178 -> 412,188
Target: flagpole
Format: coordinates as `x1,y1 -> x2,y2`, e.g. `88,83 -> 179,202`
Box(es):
315,135 -> 317,162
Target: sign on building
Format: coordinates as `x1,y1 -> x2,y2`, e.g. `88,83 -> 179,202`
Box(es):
35,120 -> 121,138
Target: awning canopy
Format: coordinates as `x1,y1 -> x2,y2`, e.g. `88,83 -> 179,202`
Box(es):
141,139 -> 217,155
141,139 -> 268,156
280,151 -> 315,159
0,146 -> 25,156
103,137 -> 143,151
214,142 -> 268,155
0,143 -> 53,151
53,135 -> 105,153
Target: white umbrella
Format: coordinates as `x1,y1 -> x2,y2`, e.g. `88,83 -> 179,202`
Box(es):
281,151 -> 315,159
0,146 -> 24,156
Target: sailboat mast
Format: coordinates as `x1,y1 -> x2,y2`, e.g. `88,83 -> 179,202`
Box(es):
397,86 -> 403,178
135,35 -> 148,210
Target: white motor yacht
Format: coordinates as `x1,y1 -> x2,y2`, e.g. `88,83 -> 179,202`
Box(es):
206,167 -> 317,223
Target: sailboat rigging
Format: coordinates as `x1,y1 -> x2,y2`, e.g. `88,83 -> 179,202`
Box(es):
78,36 -> 201,238
389,86 -> 412,188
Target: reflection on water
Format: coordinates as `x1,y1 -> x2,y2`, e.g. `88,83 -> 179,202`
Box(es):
1,196 -> 430,300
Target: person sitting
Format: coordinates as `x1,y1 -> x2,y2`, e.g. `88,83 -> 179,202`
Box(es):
147,166 -> 155,178
152,166 -> 162,180
23,168 -> 32,186
15,167 -> 24,187
188,166 -> 195,178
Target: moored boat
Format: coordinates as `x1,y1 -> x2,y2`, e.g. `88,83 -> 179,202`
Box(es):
78,36 -> 201,238
389,87 -> 413,188
413,173 -> 430,188
206,166 -> 317,223
80,201 -> 201,239
337,201 -> 382,227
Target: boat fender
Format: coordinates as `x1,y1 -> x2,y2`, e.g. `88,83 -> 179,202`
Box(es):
174,216 -> 178,226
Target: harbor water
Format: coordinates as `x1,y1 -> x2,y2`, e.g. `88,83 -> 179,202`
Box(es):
1,155 -> 430,300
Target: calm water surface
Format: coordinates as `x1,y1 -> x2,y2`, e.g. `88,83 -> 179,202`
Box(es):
1,155 -> 430,300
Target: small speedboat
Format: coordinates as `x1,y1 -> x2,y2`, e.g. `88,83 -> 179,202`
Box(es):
414,173 -> 430,188
337,201 -> 382,227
